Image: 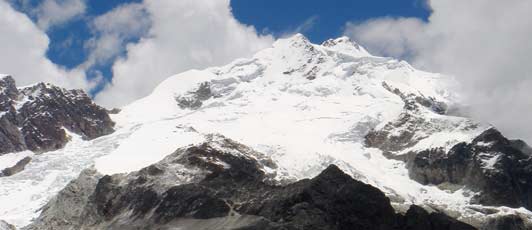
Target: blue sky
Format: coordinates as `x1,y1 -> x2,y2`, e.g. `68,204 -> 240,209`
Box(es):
3,0 -> 430,100
4,0 -> 532,142
231,0 -> 430,43
8,0 -> 429,95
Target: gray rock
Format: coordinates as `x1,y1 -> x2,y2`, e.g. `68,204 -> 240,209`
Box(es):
408,128 -> 532,210
0,156 -> 31,177
366,81 -> 532,212
176,82 -> 213,109
0,220 -> 15,230
27,136 -> 475,230
25,168 -> 102,230
480,215 -> 529,230
0,76 -> 115,155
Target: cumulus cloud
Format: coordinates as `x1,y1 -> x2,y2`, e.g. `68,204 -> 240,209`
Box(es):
345,0 -> 532,141
0,0 -> 91,90
82,3 -> 151,69
34,0 -> 86,30
94,0 -> 274,108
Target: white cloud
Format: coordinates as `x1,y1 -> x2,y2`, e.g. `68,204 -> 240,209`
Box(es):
82,3 -> 150,69
94,0 -> 274,108
345,18 -> 429,61
345,0 -> 532,142
0,0 -> 91,90
34,0 -> 86,30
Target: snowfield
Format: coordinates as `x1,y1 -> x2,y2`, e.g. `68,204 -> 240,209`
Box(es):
1,34 -> 531,227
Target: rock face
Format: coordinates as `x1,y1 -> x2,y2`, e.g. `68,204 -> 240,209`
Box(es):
0,220 -> 15,230
0,76 -> 114,155
175,82 -> 213,109
480,215 -> 527,230
0,156 -> 31,177
27,136 -> 475,230
408,128 -> 532,209
362,80 -> 532,228
365,82 -> 477,158
365,79 -> 532,210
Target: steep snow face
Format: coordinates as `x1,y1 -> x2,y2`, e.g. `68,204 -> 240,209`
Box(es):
108,33 -> 475,175
94,34 -> 497,222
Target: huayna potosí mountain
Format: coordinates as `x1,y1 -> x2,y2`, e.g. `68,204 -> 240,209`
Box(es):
1,34 -> 532,229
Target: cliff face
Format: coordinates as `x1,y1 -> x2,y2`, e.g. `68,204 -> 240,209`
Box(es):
0,76 -> 114,155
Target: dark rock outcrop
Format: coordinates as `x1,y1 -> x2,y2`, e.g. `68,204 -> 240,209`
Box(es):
27,136 -> 475,230
398,205 -> 475,230
407,128 -> 532,210
0,76 -> 115,155
365,82 -> 474,159
0,156 -> 31,177
381,82 -> 447,115
175,82 -> 213,109
480,215 -> 529,230
366,81 -> 532,212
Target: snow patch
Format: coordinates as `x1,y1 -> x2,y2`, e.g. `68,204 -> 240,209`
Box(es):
95,122 -> 205,175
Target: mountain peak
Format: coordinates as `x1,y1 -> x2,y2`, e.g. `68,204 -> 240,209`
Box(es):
272,33 -> 314,51
322,36 -> 356,46
322,36 -> 371,57
284,33 -> 310,43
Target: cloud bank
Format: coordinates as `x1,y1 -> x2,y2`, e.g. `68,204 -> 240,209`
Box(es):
345,0 -> 532,142
2,0 -> 272,108
94,0 -> 274,107
82,3 -> 151,70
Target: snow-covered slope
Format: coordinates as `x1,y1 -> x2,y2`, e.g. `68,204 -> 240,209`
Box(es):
94,35 -> 521,225
102,34 -> 467,173
1,34 -> 531,228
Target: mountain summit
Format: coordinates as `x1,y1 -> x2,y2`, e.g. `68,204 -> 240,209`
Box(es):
1,34 -> 531,229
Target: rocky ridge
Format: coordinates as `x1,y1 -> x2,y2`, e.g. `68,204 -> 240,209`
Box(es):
0,76 -> 114,155
365,82 -> 532,212
0,75 -> 115,178
27,135 -> 476,230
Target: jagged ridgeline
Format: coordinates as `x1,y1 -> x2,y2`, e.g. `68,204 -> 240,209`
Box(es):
2,34 -> 532,230
0,75 -> 115,176
0,76 -> 114,154
26,136 -> 476,230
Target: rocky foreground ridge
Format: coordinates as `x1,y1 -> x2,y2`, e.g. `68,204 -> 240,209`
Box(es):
27,135 -> 478,230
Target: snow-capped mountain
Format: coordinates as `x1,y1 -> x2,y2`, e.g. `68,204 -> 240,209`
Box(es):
1,34 -> 531,229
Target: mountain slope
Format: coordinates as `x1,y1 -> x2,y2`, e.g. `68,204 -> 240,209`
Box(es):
0,76 -> 115,226
2,34 -> 532,229
0,76 -> 114,155
27,135 -> 475,230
